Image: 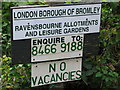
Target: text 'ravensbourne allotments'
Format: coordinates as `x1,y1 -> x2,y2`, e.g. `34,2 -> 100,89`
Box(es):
31,58 -> 82,87
12,4 -> 101,40
31,34 -> 84,62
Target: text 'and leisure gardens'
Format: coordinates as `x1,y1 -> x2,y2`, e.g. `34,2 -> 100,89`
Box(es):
12,4 -> 101,40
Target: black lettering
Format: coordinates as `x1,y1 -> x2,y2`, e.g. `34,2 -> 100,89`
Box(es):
71,71 -> 76,80
61,37 -> 65,43
43,39 -> 47,44
71,36 -> 76,41
44,75 -> 50,84
50,74 -> 56,82
56,73 -> 62,81
63,72 -> 69,81
76,70 -> 81,79
38,76 -> 44,85
56,38 -> 60,43
33,40 -> 37,45
49,63 -> 56,72
15,26 -> 19,31
31,76 -> 37,86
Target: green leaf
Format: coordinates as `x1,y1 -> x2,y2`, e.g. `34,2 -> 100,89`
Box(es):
113,72 -> 119,77
103,42 -> 107,47
81,75 -> 88,85
96,66 -> 101,70
116,32 -> 120,42
105,77 -> 110,82
108,72 -> 114,77
96,72 -> 102,77
102,69 -> 108,74
83,62 -> 92,69
85,70 -> 94,76
101,59 -> 107,64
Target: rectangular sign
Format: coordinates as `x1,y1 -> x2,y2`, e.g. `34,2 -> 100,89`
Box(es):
31,58 -> 82,87
11,4 -> 101,40
31,34 -> 84,62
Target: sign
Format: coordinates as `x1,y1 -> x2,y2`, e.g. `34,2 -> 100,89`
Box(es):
11,4 -> 101,40
11,33 -> 99,64
11,3 -> 101,64
31,34 -> 84,62
31,58 -> 82,87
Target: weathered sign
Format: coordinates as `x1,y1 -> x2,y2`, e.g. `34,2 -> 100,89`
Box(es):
31,58 -> 82,87
11,4 -> 101,40
11,3 -> 101,64
31,34 -> 84,62
10,3 -> 101,88
11,33 -> 99,64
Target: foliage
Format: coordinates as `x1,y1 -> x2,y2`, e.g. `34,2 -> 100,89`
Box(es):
81,2 -> 120,88
1,56 -> 31,89
65,2 -> 120,89
1,1 -> 120,89
2,2 -> 17,56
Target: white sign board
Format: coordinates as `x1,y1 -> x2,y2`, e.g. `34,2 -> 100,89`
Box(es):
31,58 -> 82,87
12,4 -> 101,40
31,34 -> 84,62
